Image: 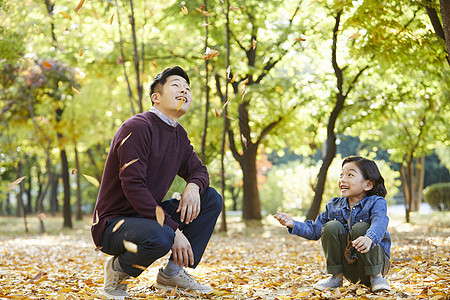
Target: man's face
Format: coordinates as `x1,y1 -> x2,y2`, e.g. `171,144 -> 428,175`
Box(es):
152,75 -> 192,120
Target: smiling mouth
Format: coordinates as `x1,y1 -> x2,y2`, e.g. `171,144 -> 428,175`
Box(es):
175,96 -> 188,103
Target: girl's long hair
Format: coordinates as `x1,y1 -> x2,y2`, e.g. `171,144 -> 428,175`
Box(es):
342,156 -> 387,197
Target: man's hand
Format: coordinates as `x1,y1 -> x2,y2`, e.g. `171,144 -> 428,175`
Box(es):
177,183 -> 200,224
352,235 -> 373,253
274,212 -> 294,228
172,229 -> 194,267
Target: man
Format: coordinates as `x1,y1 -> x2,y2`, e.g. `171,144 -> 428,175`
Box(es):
91,66 -> 222,299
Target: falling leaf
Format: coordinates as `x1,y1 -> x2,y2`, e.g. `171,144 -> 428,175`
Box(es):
202,47 -> 219,60
240,78 -> 249,87
83,174 -> 100,188
110,14 -> 114,25
308,0 -> 318,7
92,210 -> 99,226
120,158 -> 139,171
241,86 -> 248,100
230,6 -> 240,11
201,23 -> 213,27
71,169 -> 77,175
275,86 -> 284,93
38,213 -> 47,221
42,61 -> 53,69
123,240 -> 138,253
214,106 -> 221,117
119,132 -> 132,147
248,39 -> 257,49
78,48 -> 83,57
155,206 -> 165,227
75,0 -> 85,12
71,86 -> 83,95
176,99 -> 183,111
181,6 -> 188,15
349,33 -> 361,39
296,38 -> 306,42
222,98 -> 230,110
7,176 -> 26,191
152,60 -> 157,68
227,66 -> 231,79
195,7 -> 211,16
58,11 -> 71,20
241,134 -> 248,148
112,219 -> 125,232
132,264 -> 147,271
226,115 -> 236,121
231,71 -> 238,83
172,192 -> 181,200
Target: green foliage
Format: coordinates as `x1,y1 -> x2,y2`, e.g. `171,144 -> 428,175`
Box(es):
423,182 -> 450,211
0,26 -> 24,63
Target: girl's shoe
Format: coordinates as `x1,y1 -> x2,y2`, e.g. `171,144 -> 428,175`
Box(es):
313,275 -> 343,291
370,276 -> 391,292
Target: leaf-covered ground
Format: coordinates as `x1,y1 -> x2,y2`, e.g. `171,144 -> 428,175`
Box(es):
0,213 -> 449,299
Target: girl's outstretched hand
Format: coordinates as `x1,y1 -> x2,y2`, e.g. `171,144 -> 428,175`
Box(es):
274,212 -> 294,228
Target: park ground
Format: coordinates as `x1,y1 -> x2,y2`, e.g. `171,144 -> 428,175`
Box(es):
0,210 -> 449,299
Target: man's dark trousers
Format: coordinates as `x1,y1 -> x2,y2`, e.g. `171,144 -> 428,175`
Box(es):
100,187 -> 222,277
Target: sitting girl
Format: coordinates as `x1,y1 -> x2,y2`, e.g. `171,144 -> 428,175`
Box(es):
274,156 -> 391,292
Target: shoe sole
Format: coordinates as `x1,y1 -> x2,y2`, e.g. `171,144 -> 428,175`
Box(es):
156,283 -> 212,294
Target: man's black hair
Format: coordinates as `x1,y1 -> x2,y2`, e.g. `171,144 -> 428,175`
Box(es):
149,66 -> 190,97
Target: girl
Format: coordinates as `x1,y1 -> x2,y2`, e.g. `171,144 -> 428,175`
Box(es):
274,156 -> 391,292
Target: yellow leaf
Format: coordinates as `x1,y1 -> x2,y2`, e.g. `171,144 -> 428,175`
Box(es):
59,11 -> 71,20
214,106 -> 221,117
152,60 -> 157,68
296,38 -> 306,41
83,174 -> 100,188
7,176 -> 26,191
308,0 -> 318,7
355,287 -> 365,295
349,33 -> 361,39
231,71 -> 238,83
119,132 -> 132,147
156,206 -> 165,227
176,98 -> 183,111
240,77 -> 249,87
71,86 -> 83,95
230,6 -> 240,11
275,86 -> 284,93
120,158 -> 139,171
181,6 -> 188,15
42,61 -> 53,69
195,7 -> 211,16
222,98 -> 230,110
123,240 -> 138,253
78,48 -> 83,57
75,0 -> 85,13
226,115 -> 236,121
202,48 -> 219,60
110,14 -> 114,25
170,284 -> 178,296
112,219 -> 125,232
132,264 -> 147,271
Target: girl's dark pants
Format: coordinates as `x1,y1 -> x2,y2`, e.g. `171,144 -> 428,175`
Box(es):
321,220 -> 390,286
100,187 -> 222,277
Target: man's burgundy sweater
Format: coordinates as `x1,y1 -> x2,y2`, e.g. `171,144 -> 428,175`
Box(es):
91,111 -> 209,247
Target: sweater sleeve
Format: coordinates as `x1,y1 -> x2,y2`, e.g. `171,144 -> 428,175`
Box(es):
116,121 -> 179,231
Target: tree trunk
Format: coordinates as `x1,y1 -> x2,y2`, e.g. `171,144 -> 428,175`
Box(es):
50,171 -> 59,215
75,144 -> 83,220
61,148 -> 72,228
26,175 -> 32,214
200,0 -> 210,163
400,164 -> 411,223
16,162 -> 29,232
439,0 -> 450,63
416,155 -> 426,211
6,193 -> 11,215
240,144 -> 261,220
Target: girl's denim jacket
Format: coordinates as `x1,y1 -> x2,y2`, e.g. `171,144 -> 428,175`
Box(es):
290,195 -> 391,258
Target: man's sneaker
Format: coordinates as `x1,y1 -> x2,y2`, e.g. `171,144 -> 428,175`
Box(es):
156,268 -> 212,293
371,276 -> 391,292
313,275 -> 343,291
103,257 -> 131,299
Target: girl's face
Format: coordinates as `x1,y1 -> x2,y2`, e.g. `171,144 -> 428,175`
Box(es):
339,161 -> 373,203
